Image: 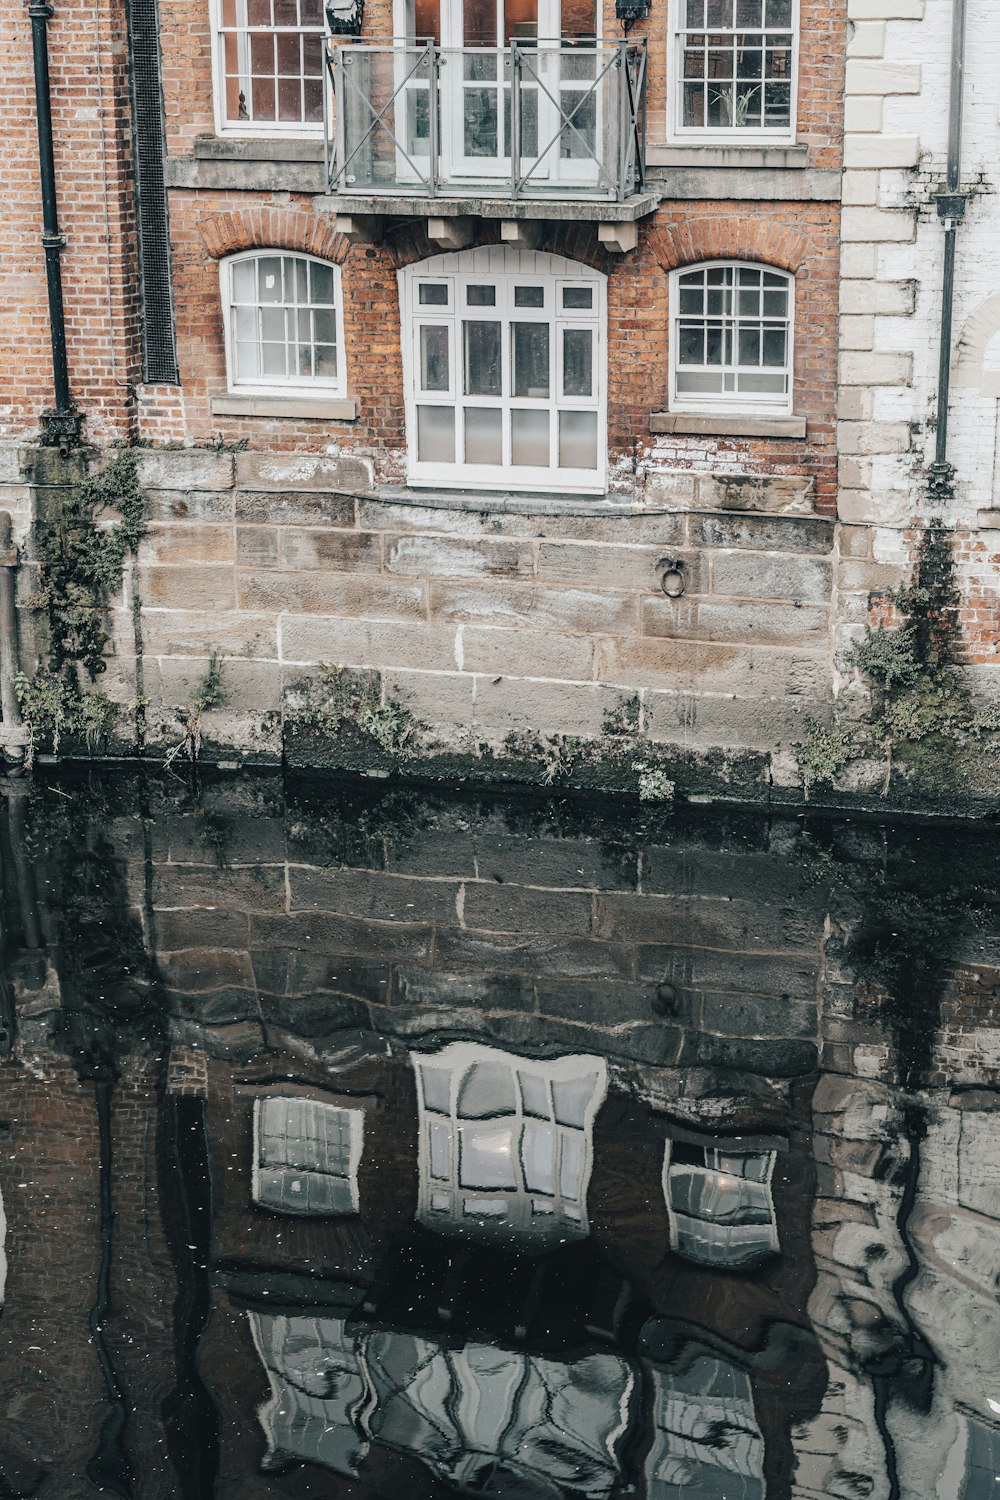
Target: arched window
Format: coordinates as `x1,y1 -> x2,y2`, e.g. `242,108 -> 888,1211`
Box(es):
670,261 -> 793,414
221,251 -> 345,394
399,245 -> 607,493
662,1139 -> 779,1269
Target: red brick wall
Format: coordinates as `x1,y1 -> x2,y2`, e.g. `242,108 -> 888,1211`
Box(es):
0,0 -> 141,443
165,192 -> 839,510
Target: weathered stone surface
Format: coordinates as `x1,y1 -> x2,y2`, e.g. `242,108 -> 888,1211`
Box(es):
700,992 -> 817,1039
140,565 -> 237,610
140,523 -> 236,566
697,513 -> 835,554
461,883 -> 593,935
153,861 -> 286,912
145,488 -> 236,524
137,450 -> 235,491
390,965 -> 535,1010
471,676 -> 619,738
249,911 -> 434,961
427,579 -> 640,636
238,572 -> 425,619
385,534 -> 534,580
537,542 -> 705,594
597,637 -> 826,698
593,891 -> 818,952
280,617 -> 456,671
710,553 -> 832,603
460,626 -> 595,682
433,927 -> 633,979
695,473 -> 815,513
642,596 -> 830,646
235,452 -> 374,494
279,528 -> 383,572
679,1033 -> 818,1076
288,866 -> 460,922
234,490 -> 357,526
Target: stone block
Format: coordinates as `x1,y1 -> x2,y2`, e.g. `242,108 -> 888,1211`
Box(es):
840,315 -> 876,350
838,421 -> 911,456
433,926 -> 633,980
841,207 -> 915,244
234,490 -> 357,526
637,944 -> 819,999
642,846 -> 812,905
537,541 -> 705,593
150,655 -> 283,711
839,279 -> 915,316
139,523 -> 236,565
844,98 -> 883,133
844,135 -> 920,169
641,596 -> 829,647
390,965 -> 535,1011
235,451 -> 374,494
845,60 -> 922,95
696,512 -> 833,554
596,637 -> 826,698
473,830 -> 638,893
641,472 -> 699,507
711,552 -> 832,603
0,446 -> 27,484
471,676 -> 618,738
700,993 -> 817,1039
137,450 -> 235,491
848,0 -> 923,16
593,892 -> 818,952
238,570 -> 425,618
460,626 -> 595,682
836,559 -> 904,593
535,977 -> 665,1026
644,690 -> 830,751
427,579 -> 640,636
279,616 -> 456,671
839,350 -> 913,385
139,565 -> 236,610
145,488 -> 236,524
236,526 -> 280,567
139,609 -> 278,659
841,169 -> 880,205
288,867 -> 460,922
837,387 -> 873,421
250,911 -> 433,961
679,1032 -> 818,1077
695,473 -> 814,515
840,244 -> 878,278
279,528 -> 382,571
846,19 -> 885,54
379,668 -> 476,730
385,533 -> 534,580
155,861 -> 286,913
838,455 -> 873,490
462,883 -> 593,936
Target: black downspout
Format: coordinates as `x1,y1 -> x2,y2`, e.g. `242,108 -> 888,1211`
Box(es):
927,0 -> 968,500
27,0 -> 82,447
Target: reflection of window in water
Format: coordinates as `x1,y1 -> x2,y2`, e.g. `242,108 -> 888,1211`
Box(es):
0,1181 -> 6,1305
411,1043 -> 608,1246
363,1331 -> 635,1499
249,1313 -> 635,1494
253,1097 -> 364,1216
961,1420 -> 1000,1499
646,1355 -> 765,1500
250,1312 -> 369,1476
662,1140 -> 779,1269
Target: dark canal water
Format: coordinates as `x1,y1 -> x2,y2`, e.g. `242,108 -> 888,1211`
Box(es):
0,770 -> 998,1500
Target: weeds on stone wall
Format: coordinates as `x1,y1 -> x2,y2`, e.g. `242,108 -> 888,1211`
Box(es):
796,521 -> 1000,799
16,447 -> 148,763
293,664 -> 417,757
164,654 -> 226,768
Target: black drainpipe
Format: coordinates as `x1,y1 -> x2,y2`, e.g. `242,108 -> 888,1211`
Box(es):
927,0 -> 968,500
27,0 -> 82,448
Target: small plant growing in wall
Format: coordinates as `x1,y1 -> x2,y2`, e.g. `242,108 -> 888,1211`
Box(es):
16,447 -> 148,763
293,663 -> 417,759
164,654 -> 226,767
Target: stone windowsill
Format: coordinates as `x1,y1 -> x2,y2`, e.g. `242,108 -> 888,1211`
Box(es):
650,411 -> 807,439
210,393 -> 358,420
379,484 -> 667,518
647,143 -> 809,170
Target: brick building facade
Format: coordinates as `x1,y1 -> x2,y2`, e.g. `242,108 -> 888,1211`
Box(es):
0,0 -> 996,799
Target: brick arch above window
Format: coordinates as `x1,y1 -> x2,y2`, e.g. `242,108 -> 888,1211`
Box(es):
649,217 -> 809,276
196,208 -> 347,265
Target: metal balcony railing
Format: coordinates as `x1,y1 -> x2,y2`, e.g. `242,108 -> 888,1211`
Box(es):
323,37 -> 647,202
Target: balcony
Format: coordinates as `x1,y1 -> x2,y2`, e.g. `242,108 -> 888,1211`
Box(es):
320,37 -> 652,241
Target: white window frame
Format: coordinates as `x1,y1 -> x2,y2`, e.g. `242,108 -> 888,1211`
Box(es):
667,0 -> 798,146
662,1139 -> 780,1269
399,245 -> 607,495
220,250 -> 347,397
210,0 -> 330,137
252,1095 -> 364,1216
411,1041 -> 608,1248
669,260 -> 794,416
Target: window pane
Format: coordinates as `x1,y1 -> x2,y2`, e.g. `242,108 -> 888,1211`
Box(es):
464,89 -> 498,156
762,326 -> 786,365
562,329 -> 592,397
512,322 -> 549,398
419,283 -> 449,306
258,257 -> 283,301
518,1071 -> 549,1117
464,407 -> 503,465
464,321 -> 502,397
261,342 -> 286,375
314,344 -> 338,377
558,411 -> 597,470
417,405 -> 455,462
560,1132 -> 583,1199
421,1066 -> 451,1112
562,285 -> 593,310
234,305 -> 257,343
511,409 -> 549,466
553,1074 -> 599,1127
429,1118 -> 451,1178
467,284 -> 496,306
311,262 -> 335,304
420,325 -> 450,391
459,1123 -> 517,1189
514,286 -> 545,308
313,308 -> 337,347
521,1121 -> 556,1194
261,305 -> 285,342
458,1061 -> 515,1117
232,260 -> 256,301
235,341 -> 260,379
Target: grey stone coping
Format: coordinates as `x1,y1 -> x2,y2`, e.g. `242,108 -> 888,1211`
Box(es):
193,134 -> 325,161
650,411 -> 808,439
378,484 -> 672,517
211,393 -> 358,420
314,190 -> 661,222
165,156 -> 325,192
645,162 -> 841,203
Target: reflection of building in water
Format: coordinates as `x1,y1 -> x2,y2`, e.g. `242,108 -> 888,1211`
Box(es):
646,1355 -> 765,1500
253,1095 -> 364,1215
412,1043 -> 607,1249
250,1312 -> 368,1477
662,1133 -> 779,1270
